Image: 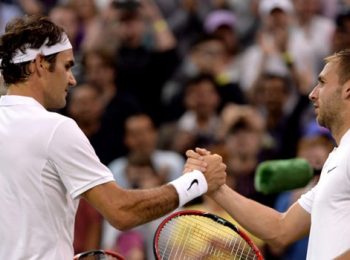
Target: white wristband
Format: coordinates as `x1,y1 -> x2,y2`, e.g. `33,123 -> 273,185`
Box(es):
169,170 -> 208,207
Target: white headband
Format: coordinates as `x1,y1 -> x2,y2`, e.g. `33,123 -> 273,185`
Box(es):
11,33 -> 72,64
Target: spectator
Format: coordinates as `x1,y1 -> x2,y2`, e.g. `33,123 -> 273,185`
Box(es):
113,0 -> 179,124
204,9 -> 242,80
292,0 -> 335,75
109,113 -> 185,188
78,48 -> 141,165
332,8 -> 350,52
49,4 -> 81,54
162,34 -> 246,120
160,74 -> 222,155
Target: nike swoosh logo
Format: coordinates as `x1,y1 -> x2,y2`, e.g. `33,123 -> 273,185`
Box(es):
187,179 -> 199,191
327,166 -> 337,173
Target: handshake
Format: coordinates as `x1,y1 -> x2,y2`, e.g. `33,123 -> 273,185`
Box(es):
169,148 -> 227,207
172,148 -> 314,207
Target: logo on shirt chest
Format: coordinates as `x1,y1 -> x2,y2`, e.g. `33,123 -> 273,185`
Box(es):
327,166 -> 337,174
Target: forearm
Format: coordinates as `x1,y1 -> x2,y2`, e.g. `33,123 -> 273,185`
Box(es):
152,18 -> 177,51
83,182 -> 179,231
115,184 -> 179,228
211,185 -> 309,247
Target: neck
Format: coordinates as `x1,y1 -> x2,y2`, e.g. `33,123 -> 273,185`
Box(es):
329,112 -> 350,145
331,126 -> 349,146
7,81 -> 43,105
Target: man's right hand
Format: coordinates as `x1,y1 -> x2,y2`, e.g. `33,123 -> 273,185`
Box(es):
202,153 -> 227,194
185,148 -> 226,194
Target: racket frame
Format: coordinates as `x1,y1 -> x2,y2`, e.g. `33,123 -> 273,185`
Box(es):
73,249 -> 125,260
153,209 -> 264,260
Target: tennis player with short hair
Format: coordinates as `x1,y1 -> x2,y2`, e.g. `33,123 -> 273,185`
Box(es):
0,15 -> 226,259
188,49 -> 350,260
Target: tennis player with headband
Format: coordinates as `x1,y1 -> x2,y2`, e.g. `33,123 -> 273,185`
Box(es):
188,49 -> 350,260
0,15 -> 226,259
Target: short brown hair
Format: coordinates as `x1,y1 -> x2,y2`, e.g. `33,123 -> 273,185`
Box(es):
0,15 -> 64,85
325,49 -> 350,85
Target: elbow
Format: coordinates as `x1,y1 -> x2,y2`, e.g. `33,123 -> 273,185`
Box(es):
267,237 -> 289,250
107,213 -> 139,231
108,218 -> 136,231
265,227 -> 292,250
264,219 -> 291,249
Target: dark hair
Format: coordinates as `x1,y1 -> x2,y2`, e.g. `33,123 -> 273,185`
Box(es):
227,117 -> 254,135
190,33 -> 225,50
336,9 -> 350,31
184,73 -> 219,92
81,48 -> 117,70
0,15 -> 64,85
260,72 -> 291,93
112,0 -> 140,10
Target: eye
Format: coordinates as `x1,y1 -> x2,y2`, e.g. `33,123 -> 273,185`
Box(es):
65,60 -> 75,70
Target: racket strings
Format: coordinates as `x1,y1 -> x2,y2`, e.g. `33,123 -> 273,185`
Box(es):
157,215 -> 258,259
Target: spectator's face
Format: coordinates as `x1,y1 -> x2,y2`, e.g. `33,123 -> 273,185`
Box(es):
298,142 -> 330,170
259,78 -> 288,114
213,26 -> 239,54
116,11 -> 145,48
225,129 -> 262,157
124,115 -> 157,154
67,85 -> 104,125
191,40 -> 228,75
185,80 -> 220,118
332,19 -> 350,52
265,9 -> 290,30
49,8 -> 79,44
84,53 -> 115,88
70,0 -> 97,20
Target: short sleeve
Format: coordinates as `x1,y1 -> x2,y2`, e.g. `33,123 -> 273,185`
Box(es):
48,118 -> 115,199
298,185 -> 318,214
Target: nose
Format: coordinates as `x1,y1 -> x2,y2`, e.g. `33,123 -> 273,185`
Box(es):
309,85 -> 318,101
69,72 -> 77,87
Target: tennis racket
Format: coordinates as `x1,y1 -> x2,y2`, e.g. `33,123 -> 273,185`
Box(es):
154,210 -> 264,260
73,249 -> 125,260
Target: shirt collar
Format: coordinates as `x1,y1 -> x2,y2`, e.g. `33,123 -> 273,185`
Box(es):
0,95 -> 44,109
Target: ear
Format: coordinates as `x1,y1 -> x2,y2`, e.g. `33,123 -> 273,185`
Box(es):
342,80 -> 350,100
33,54 -> 48,77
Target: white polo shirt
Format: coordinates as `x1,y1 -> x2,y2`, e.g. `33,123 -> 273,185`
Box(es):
0,95 -> 115,259
298,129 -> 350,260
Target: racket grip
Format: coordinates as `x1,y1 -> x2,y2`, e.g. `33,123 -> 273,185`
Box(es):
169,170 -> 208,207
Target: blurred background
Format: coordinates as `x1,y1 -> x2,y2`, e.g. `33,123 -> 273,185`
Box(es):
1,0 -> 345,258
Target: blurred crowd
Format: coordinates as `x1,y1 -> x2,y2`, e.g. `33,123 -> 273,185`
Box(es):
1,0 -> 348,259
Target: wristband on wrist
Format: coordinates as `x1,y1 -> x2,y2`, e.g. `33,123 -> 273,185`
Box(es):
169,170 -> 208,207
